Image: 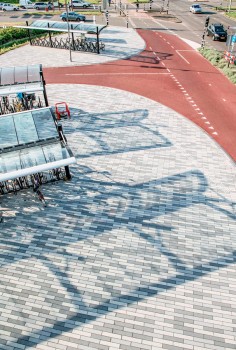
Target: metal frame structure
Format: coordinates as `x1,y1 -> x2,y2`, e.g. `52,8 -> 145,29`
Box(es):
13,20 -> 107,54
0,107 -> 76,187
0,64 -> 49,106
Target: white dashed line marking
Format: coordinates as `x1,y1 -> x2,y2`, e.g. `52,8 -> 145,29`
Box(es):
154,32 -> 217,136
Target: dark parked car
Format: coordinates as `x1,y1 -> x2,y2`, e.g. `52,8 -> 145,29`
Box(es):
60,11 -> 86,21
207,23 -> 227,41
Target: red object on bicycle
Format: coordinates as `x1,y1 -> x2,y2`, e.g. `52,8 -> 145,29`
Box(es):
55,102 -> 70,120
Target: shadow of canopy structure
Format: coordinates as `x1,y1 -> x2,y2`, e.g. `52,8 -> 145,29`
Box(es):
0,107 -> 76,194
0,64 -> 48,115
13,21 -> 107,54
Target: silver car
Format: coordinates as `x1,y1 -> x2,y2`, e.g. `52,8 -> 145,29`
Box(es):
33,2 -> 53,10
190,4 -> 202,13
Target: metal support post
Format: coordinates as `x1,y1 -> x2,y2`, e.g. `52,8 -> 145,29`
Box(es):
149,0 -> 152,10
166,0 -> 169,14
71,26 -> 75,51
119,0 -> 121,15
126,10 -> 128,28
40,64 -> 49,107
161,0 -> 164,13
201,28 -> 206,48
106,10 -> 109,25
96,27 -> 100,54
26,21 -> 32,45
65,165 -> 71,180
47,23 -> 52,47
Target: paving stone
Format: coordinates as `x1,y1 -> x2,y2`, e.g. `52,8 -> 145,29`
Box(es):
0,20 -> 236,350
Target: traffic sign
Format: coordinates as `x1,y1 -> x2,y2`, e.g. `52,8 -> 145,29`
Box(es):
232,35 -> 236,43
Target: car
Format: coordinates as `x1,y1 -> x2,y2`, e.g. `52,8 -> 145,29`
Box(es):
207,23 -> 227,41
2,3 -> 20,10
19,0 -> 35,9
60,11 -> 86,21
69,0 -> 91,9
190,4 -> 202,13
33,2 -> 53,10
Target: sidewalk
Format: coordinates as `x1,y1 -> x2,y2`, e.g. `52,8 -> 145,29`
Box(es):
0,24 -> 236,350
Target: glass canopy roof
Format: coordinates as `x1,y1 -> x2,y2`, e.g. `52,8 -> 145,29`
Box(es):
0,107 -> 76,182
0,108 -> 58,149
0,64 -> 42,86
0,64 -> 44,97
14,20 -> 107,34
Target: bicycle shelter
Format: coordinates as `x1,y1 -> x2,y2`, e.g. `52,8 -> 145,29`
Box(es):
0,64 -> 49,108
0,107 -> 76,192
13,21 -> 107,54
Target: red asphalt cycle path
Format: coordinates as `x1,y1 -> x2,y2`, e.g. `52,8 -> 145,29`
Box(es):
44,29 -> 236,161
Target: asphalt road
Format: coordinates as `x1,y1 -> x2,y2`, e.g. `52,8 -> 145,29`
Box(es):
44,27 -> 236,160
1,0 -> 235,54
2,0 -> 236,159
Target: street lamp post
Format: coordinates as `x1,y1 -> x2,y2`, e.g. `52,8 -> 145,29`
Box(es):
65,0 -> 72,62
166,0 -> 169,14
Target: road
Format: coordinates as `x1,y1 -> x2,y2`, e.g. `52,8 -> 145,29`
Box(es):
44,25 -> 236,160
1,0 -> 236,51
2,0 -> 236,159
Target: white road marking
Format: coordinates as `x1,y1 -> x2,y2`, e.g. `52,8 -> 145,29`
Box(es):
65,72 -> 171,76
176,50 -> 190,64
152,28 -> 217,136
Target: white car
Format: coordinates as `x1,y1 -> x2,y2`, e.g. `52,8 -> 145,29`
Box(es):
70,0 -> 91,8
2,3 -> 20,10
190,4 -> 202,13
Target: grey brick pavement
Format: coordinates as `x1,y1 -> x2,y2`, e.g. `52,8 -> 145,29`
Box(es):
0,23 -> 236,350
0,83 -> 236,350
0,26 -> 145,68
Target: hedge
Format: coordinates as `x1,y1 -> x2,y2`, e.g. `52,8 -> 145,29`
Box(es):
0,27 -> 48,55
199,48 -> 236,84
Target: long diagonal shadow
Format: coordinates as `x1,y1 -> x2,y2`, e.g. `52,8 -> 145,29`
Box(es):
7,251 -> 236,349
66,108 -> 172,158
1,170 -> 236,349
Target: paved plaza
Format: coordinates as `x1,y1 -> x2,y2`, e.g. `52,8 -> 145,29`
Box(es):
0,26 -> 236,350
